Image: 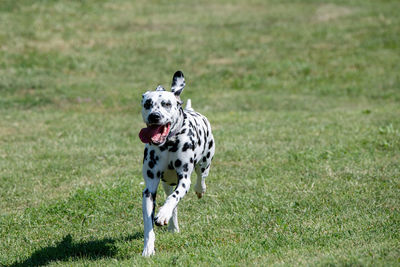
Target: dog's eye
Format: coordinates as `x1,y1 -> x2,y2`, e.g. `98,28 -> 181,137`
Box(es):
162,101 -> 171,108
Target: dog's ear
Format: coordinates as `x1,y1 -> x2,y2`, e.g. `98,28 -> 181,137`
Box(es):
171,71 -> 185,98
155,85 -> 165,91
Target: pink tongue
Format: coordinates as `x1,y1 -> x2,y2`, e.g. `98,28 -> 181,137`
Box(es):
139,125 -> 164,144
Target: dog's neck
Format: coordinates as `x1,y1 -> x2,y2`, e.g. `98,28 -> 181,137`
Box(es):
166,107 -> 185,141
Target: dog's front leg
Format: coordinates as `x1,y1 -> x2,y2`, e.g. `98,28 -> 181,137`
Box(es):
161,182 -> 179,232
155,160 -> 194,226
142,177 -> 159,257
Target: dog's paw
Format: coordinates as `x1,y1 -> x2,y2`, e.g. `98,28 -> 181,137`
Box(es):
142,246 -> 155,257
194,183 -> 206,199
155,205 -> 173,226
195,191 -> 204,199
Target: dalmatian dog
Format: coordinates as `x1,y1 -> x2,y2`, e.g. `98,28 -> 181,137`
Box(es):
139,71 -> 215,256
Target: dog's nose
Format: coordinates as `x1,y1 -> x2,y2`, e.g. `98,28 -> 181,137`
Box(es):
148,113 -> 161,124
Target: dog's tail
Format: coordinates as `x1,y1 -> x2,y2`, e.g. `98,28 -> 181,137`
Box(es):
185,99 -> 193,111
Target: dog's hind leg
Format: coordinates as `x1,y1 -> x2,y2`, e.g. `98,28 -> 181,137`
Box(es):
194,165 -> 209,199
194,136 -> 215,199
161,182 -> 179,233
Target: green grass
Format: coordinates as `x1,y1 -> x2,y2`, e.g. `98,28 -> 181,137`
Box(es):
1,0 -> 399,265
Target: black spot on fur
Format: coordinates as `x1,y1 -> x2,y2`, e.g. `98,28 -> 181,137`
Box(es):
182,183 -> 186,188
147,170 -> 154,179
182,163 -> 188,172
148,161 -> 154,169
182,142 -> 192,152
192,140 -> 196,150
144,99 -> 152,109
147,150 -> 158,169
172,194 -> 176,198
201,168 -> 205,172
198,139 -> 201,146
143,188 -> 150,197
202,157 -> 206,162
207,152 -> 211,158
164,140 -> 174,147
175,190 -> 179,195
150,150 -> 156,163
178,174 -> 184,180
157,171 -> 161,178
180,128 -> 187,135
159,144 -> 167,151
175,159 -> 182,168
190,157 -> 193,163
208,140 -> 214,149
169,140 -> 180,152
168,161 -> 174,170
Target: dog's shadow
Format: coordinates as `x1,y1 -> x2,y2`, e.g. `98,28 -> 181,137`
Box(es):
7,232 -> 143,267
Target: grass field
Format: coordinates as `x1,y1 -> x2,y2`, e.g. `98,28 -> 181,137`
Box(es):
1,0 -> 399,265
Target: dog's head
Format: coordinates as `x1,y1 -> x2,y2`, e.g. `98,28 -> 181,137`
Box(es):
139,71 -> 185,145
